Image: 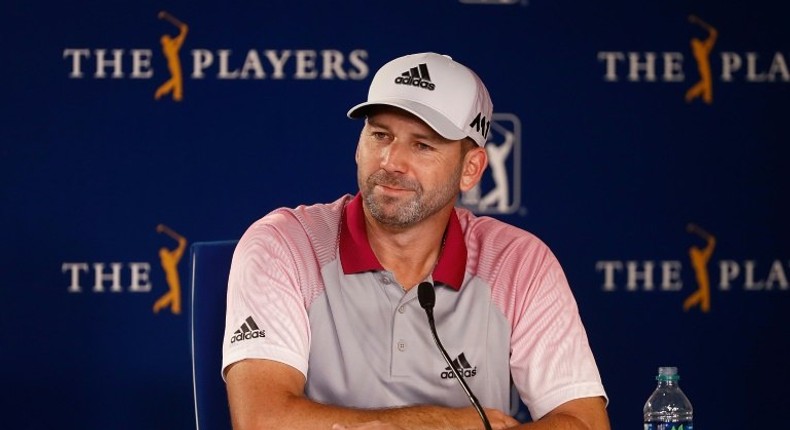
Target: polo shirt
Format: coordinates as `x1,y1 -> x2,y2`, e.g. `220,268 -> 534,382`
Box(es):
222,193 -> 606,420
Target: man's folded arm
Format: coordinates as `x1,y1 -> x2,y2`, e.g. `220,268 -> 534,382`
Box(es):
225,358 -> 519,430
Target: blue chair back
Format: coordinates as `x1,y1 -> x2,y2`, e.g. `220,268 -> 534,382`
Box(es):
190,240 -> 238,430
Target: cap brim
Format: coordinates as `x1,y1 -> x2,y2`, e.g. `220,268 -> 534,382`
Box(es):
347,99 -> 467,141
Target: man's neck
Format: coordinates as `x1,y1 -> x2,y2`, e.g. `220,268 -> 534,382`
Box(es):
364,206 -> 453,291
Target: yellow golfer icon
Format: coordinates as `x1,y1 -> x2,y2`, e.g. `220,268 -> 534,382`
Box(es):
685,15 -> 718,105
154,11 -> 188,102
153,224 -> 187,315
683,223 -> 716,313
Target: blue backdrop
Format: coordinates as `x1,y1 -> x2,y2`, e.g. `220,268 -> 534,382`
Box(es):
2,0 -> 788,428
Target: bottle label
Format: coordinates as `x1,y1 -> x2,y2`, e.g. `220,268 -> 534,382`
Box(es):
644,422 -> 693,430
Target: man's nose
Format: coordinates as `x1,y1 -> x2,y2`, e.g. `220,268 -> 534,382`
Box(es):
380,141 -> 408,173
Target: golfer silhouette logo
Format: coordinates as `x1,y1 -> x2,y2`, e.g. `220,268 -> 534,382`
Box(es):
460,114 -> 521,215
683,223 -> 716,313
153,224 -> 188,315
685,15 -> 718,105
476,121 -> 514,212
154,11 -> 188,102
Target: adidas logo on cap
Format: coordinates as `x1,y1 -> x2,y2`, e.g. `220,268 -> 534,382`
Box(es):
230,316 -> 266,343
440,352 -> 478,379
393,63 -> 436,91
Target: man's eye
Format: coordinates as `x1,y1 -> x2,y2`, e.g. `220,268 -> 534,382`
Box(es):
372,132 -> 388,140
416,142 -> 433,151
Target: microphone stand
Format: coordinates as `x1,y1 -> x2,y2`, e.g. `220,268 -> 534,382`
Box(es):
417,282 -> 493,430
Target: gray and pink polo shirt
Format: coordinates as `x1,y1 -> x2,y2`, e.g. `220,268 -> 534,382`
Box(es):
222,193 -> 606,419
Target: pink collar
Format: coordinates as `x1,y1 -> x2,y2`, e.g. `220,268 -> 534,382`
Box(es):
338,193 -> 467,290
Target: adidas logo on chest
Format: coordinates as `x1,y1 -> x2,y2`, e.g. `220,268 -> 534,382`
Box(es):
440,352 -> 478,379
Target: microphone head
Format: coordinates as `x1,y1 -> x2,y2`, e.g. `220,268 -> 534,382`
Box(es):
417,281 -> 436,310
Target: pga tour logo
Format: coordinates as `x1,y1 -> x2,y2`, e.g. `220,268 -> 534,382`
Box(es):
459,113 -> 523,215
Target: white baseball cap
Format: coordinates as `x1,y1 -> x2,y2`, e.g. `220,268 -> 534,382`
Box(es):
347,52 -> 493,147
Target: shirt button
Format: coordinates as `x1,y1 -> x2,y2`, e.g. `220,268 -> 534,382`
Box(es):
398,305 -> 406,314
397,340 -> 407,352
381,277 -> 391,285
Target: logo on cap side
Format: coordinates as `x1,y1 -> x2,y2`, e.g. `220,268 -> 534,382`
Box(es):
459,113 -> 524,216
394,63 -> 436,90
469,112 -> 490,140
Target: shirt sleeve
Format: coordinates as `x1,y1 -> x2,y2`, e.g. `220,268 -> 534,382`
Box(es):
221,213 -> 312,380
508,241 -> 608,419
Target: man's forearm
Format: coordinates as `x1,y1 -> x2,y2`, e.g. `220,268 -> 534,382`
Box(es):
513,414 -> 589,430
375,404 -> 518,430
511,397 -> 610,430
233,394 -> 510,430
226,360 -> 519,430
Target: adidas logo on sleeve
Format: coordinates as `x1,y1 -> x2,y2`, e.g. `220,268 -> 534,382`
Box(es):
230,316 -> 266,343
394,63 -> 436,90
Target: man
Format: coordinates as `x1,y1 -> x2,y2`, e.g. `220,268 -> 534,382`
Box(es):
223,52 -> 609,429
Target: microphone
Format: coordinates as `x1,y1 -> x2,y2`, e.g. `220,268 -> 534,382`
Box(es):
417,281 -> 492,430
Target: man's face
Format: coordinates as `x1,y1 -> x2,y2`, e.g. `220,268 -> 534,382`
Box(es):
355,107 -> 469,228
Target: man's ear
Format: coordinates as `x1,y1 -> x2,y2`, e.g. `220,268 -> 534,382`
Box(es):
459,147 -> 488,192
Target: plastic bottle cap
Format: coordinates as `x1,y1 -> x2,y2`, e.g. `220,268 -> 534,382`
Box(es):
657,366 -> 680,381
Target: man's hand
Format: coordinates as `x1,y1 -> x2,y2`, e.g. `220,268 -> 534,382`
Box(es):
482,407 -> 521,429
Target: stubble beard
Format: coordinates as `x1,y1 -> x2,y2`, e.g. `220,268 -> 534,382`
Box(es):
359,167 -> 463,228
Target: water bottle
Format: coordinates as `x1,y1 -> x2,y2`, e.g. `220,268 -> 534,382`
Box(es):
643,366 -> 693,430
